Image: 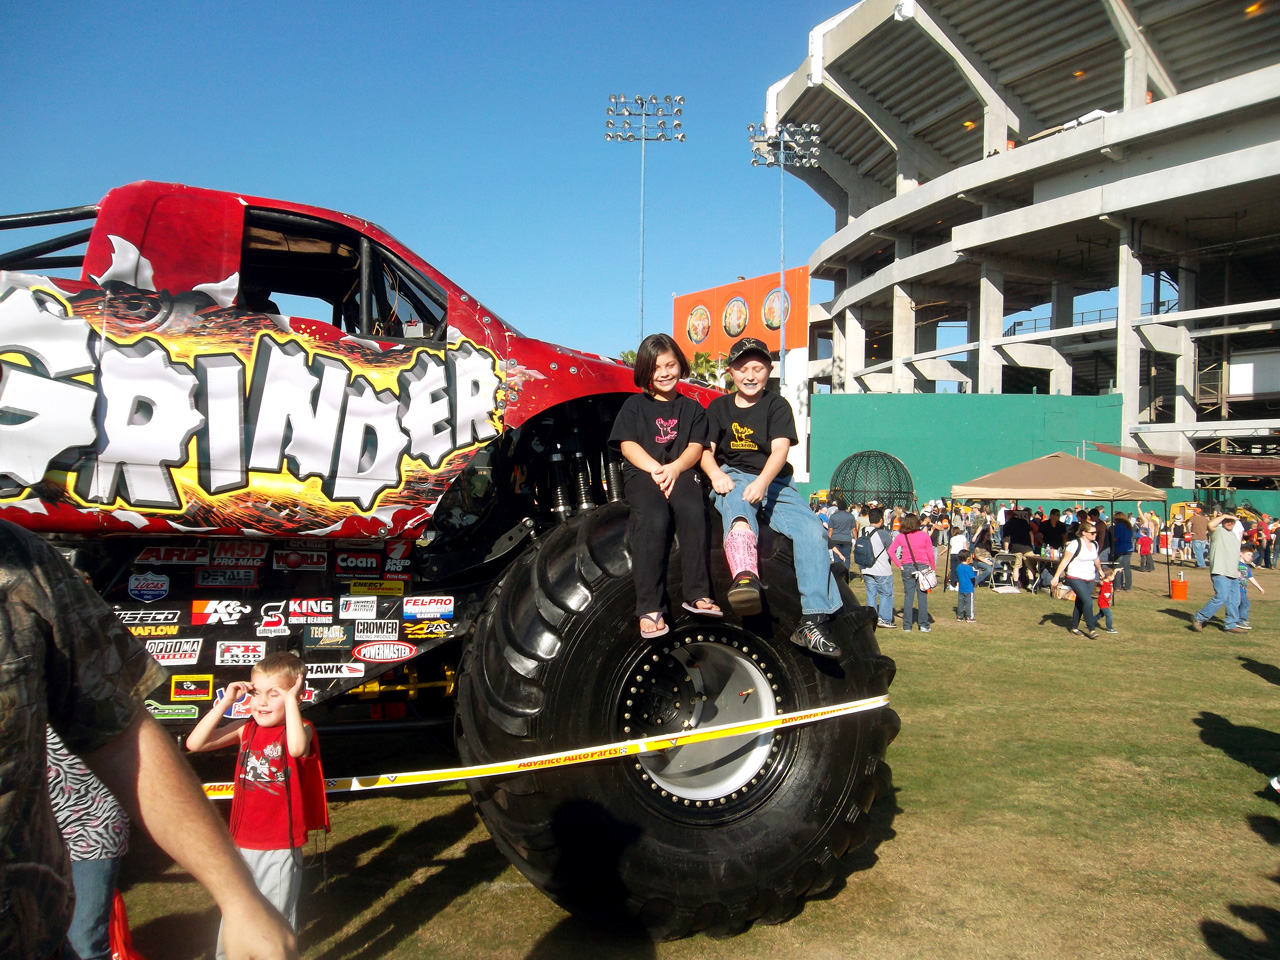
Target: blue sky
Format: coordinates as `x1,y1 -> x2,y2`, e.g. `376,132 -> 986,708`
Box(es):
2,0 -> 845,359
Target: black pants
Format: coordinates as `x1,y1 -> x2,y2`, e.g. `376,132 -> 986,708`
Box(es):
624,469 -> 711,618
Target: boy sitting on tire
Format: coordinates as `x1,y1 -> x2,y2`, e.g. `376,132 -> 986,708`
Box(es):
700,338 -> 843,658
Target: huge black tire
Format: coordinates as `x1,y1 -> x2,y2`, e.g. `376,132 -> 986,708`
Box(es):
455,501 -> 899,939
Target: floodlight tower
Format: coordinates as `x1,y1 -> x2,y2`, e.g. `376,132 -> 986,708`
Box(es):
606,94 -> 686,343
747,121 -> 820,390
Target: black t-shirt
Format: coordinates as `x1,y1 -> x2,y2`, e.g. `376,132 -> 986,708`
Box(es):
1041,519 -> 1066,549
609,392 -> 708,478
1003,514 -> 1033,549
706,392 -> 797,478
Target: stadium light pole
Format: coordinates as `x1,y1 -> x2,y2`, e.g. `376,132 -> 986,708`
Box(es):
606,94 -> 686,343
748,121 -> 820,391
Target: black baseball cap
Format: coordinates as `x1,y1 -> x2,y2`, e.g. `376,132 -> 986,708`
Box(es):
726,337 -> 772,365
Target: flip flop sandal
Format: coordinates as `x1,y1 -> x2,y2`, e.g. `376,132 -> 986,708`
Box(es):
681,598 -> 724,618
639,613 -> 670,639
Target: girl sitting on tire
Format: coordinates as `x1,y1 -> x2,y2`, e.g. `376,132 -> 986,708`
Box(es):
609,333 -> 722,639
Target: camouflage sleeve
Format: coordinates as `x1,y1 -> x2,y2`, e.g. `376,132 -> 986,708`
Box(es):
7,523 -> 165,755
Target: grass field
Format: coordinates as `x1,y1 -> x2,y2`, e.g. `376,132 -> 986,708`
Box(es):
120,562 -> 1280,960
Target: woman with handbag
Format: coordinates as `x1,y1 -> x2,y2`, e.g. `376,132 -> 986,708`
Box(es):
1049,521 -> 1104,638
891,513 -> 938,633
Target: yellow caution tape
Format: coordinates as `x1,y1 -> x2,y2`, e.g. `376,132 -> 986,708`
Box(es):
202,693 -> 890,799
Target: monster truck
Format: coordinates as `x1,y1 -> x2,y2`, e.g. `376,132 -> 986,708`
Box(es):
0,181 -> 898,939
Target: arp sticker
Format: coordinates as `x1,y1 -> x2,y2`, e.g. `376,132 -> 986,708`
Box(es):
256,601 -> 290,638
116,609 -> 181,625
274,550 -> 328,572
136,546 -> 210,565
215,640 -> 267,666
304,625 -> 353,650
338,596 -> 378,620
289,598 -> 334,624
192,600 -> 252,626
402,596 -> 453,620
171,674 -> 213,701
197,567 -> 258,588
306,661 -> 366,679
352,640 -> 416,664
146,638 -> 202,665
334,551 -> 382,579
402,619 -> 453,640
129,573 -> 170,602
145,699 -> 199,721
349,579 -> 404,596
353,620 -> 399,641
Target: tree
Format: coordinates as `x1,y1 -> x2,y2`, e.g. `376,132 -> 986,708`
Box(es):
618,349 -> 636,366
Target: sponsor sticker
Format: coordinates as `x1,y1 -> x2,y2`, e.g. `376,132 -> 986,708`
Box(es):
136,545 -> 210,565
146,638 -> 203,665
289,598 -> 334,624
170,674 -> 213,701
145,699 -> 199,721
306,662 -> 366,680
273,550 -> 328,572
349,579 -> 404,596
256,601 -> 290,638
197,567 -> 258,588
335,551 -> 382,579
402,596 -> 454,621
352,640 -> 416,664
215,640 -> 267,666
208,541 -> 268,567
128,573 -> 170,603
353,620 -> 399,641
129,624 -> 180,638
402,619 -> 453,640
218,688 -> 253,719
383,541 -> 412,581
338,596 -> 378,620
116,609 -> 181,625
305,625 -> 353,650
192,600 -> 252,626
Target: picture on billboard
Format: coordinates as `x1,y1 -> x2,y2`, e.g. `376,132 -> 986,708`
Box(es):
763,288 -> 790,330
686,305 -> 711,344
722,297 -> 748,337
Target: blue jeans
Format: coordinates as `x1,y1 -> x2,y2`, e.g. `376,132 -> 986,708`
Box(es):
957,591 -> 974,619
1066,577 -> 1099,632
712,466 -> 841,617
1195,574 -> 1240,628
864,573 -> 894,624
65,858 -> 120,960
973,560 -> 994,587
1192,540 -> 1208,567
900,564 -> 931,629
1237,579 -> 1251,622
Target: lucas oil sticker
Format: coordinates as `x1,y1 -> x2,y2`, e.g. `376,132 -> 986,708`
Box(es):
129,573 -> 170,602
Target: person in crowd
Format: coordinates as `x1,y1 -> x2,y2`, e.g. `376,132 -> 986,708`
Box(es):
608,334 -> 720,638
1040,509 -> 1067,560
1191,512 -> 1246,633
701,338 -> 841,657
970,544 -> 996,588
971,507 -> 993,552
0,519 -> 297,960
891,513 -> 936,633
1111,511 -> 1135,590
856,506 -> 897,628
995,501 -> 1008,542
1137,523 -> 1155,573
1050,520 -> 1103,639
947,522 -> 969,588
188,653 -> 330,959
46,728 -> 130,960
1188,505 -> 1211,568
826,498 -> 857,582
1096,569 -> 1119,634
1264,515 -> 1276,569
955,549 -> 977,623
1090,508 -> 1111,565
1171,513 -> 1187,564
1001,508 -> 1037,589
1236,543 -> 1264,630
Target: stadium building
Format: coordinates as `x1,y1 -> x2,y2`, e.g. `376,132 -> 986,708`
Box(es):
761,0 -> 1280,508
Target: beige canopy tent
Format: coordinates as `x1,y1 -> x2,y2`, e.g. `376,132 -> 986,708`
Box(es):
950,452 -> 1166,502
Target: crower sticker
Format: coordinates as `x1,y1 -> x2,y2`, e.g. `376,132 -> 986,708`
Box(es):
306,662 -> 365,679
339,596 -> 377,620
289,598 -> 334,624
197,567 -> 257,588
215,640 -> 267,666
129,573 -> 170,602
0,279 -> 503,526
145,700 -> 199,721
352,640 -> 416,663
171,675 -> 213,701
146,638 -> 202,665
402,596 -> 453,620
353,620 -> 399,641
192,600 -> 251,625
305,625 -> 353,650
256,601 -> 290,637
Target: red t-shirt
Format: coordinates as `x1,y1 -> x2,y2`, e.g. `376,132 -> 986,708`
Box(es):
1097,580 -> 1114,610
229,720 -> 328,850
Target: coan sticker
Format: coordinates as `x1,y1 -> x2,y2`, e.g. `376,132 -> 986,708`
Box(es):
335,551 -> 382,579
402,596 -> 453,620
305,625 -> 353,650
215,640 -> 267,666
197,567 -> 258,588
274,550 -> 329,572
116,609 -> 181,625
145,699 -> 199,721
306,662 -> 366,679
256,601 -> 290,638
289,598 -> 334,624
349,579 -> 404,596
170,674 -> 213,701
146,638 -> 202,665
402,619 -> 453,640
338,595 -> 378,620
353,620 -> 399,641
352,640 -> 416,664
192,600 -> 252,625
129,573 -> 170,602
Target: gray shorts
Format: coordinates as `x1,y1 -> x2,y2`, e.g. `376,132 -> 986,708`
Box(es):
216,846 -> 301,959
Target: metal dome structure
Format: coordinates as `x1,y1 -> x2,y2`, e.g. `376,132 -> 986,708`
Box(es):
830,450 -> 916,510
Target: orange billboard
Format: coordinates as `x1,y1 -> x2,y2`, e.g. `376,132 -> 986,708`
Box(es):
672,267 -> 809,362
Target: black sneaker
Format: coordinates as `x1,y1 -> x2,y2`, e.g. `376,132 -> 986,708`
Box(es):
790,617 -> 841,659
727,571 -> 763,616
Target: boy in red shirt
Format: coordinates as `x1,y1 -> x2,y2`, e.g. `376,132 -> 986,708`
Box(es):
188,652 -> 329,957
1096,570 -> 1119,634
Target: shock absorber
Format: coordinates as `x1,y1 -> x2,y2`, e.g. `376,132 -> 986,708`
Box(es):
548,451 -> 572,522
604,448 -> 625,503
572,451 -> 595,512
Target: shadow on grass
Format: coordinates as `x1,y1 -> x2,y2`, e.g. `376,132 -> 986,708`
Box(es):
1193,712 -> 1280,776
1160,607 -> 1197,625
1202,905 -> 1280,959
1239,657 -> 1280,688
131,907 -> 220,960
1037,611 -> 1074,629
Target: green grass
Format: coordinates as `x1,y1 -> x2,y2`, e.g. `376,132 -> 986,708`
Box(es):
120,564 -> 1280,959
